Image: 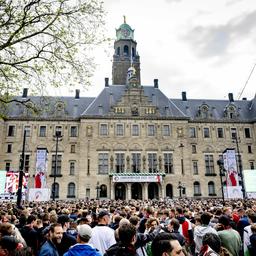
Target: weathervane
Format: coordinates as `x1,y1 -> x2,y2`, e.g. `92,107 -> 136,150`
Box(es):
123,15 -> 126,23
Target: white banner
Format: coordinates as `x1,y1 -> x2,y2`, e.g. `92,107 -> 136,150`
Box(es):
226,186 -> 243,199
28,188 -> 50,201
112,175 -> 162,183
223,149 -> 239,186
0,170 -> 7,194
35,149 -> 47,188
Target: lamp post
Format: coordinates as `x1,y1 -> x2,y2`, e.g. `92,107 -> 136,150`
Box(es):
233,134 -> 246,199
96,182 -> 100,200
217,159 -> 225,204
52,130 -> 62,201
179,143 -> 184,175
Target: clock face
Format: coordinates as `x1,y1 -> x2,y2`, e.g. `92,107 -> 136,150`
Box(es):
121,28 -> 130,38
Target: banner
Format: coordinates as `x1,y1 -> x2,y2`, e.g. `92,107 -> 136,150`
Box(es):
0,170 -> 7,194
112,174 -> 162,183
35,149 -> 47,188
28,188 -> 50,201
223,149 -> 239,186
4,171 -> 28,193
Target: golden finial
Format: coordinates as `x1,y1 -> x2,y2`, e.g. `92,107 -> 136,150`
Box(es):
123,15 -> 126,23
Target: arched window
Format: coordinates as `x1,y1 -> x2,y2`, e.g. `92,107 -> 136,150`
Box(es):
117,47 -> 120,55
132,47 -> 135,57
67,182 -> 76,198
166,184 -> 173,198
193,181 -> 201,196
208,181 -> 215,195
124,45 -> 129,56
51,183 -> 59,198
100,184 -> 107,198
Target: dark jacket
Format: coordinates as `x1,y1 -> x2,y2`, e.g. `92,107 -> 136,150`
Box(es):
104,242 -> 138,256
39,240 -> 59,256
57,232 -> 77,256
63,244 -> 101,256
20,225 -> 40,254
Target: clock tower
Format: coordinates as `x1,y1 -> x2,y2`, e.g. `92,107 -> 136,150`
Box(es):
112,17 -> 141,85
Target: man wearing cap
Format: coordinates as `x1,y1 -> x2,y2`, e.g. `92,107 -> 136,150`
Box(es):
56,214 -> 77,256
64,224 -> 101,256
89,210 -> 116,255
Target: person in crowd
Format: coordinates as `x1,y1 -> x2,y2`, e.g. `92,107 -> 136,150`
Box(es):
236,208 -> 250,242
64,224 -> 101,256
89,211 -> 116,255
194,212 -> 218,255
244,211 -> 256,256
166,218 -> 185,247
151,232 -> 185,256
56,214 -> 76,256
104,223 -> 137,256
217,215 -> 241,256
39,223 -> 63,256
198,233 -> 221,256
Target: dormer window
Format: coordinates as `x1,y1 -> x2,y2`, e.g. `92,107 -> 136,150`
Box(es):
224,104 -> 238,119
198,104 -> 209,119
55,101 -> 65,117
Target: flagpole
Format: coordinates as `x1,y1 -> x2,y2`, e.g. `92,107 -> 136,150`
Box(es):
17,129 -> 26,208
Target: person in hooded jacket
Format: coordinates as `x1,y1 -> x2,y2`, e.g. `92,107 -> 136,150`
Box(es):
194,212 -> 218,255
64,224 -> 101,256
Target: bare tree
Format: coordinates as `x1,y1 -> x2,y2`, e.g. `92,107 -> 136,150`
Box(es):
0,0 -> 106,100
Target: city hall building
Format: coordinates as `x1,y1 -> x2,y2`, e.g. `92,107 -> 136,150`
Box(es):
0,20 -> 255,200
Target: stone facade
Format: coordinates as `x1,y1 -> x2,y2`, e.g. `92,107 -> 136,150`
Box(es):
0,21 -> 255,200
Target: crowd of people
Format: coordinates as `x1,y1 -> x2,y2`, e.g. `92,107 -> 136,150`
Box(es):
0,198 -> 256,256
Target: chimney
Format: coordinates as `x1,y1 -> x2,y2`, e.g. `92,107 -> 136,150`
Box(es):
228,93 -> 234,102
182,91 -> 187,101
105,77 -> 109,87
22,88 -> 28,98
75,89 -> 80,99
242,97 -> 247,100
154,79 -> 158,88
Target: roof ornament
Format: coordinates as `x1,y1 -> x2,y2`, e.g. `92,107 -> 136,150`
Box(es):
123,15 -> 126,24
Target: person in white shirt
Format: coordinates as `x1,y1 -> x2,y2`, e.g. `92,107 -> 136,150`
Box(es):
89,211 -> 116,255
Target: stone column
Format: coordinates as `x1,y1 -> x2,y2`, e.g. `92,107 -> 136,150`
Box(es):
127,183 -> 131,200
161,183 -> 165,199
111,180 -> 115,199
143,183 -> 148,200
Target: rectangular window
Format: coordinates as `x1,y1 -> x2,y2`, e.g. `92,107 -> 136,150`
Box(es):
132,153 -> 141,173
8,125 -> 15,136
7,144 -> 12,153
70,162 -> 75,175
70,126 -> 78,137
70,145 -> 75,153
55,126 -> 62,137
51,155 -> 62,175
189,127 -> 196,138
205,155 -> 215,174
231,128 -> 237,139
244,128 -> 251,138
193,161 -> 198,175
115,153 -> 125,173
116,124 -> 124,136
24,125 -> 31,137
5,162 -> 11,172
24,155 -> 30,172
250,161 -> 255,170
248,145 -> 252,154
164,153 -> 173,174
148,125 -> 155,136
192,144 -> 197,154
100,124 -> 108,136
98,153 -> 108,174
217,128 -> 224,138
39,126 -> 46,137
162,125 -> 170,136
148,153 -> 157,173
203,127 -> 210,138
131,125 -> 139,136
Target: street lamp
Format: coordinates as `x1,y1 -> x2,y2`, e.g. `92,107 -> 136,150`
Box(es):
96,182 -> 100,200
52,130 -> 62,201
233,134 -> 246,199
179,143 -> 184,175
217,158 -> 225,204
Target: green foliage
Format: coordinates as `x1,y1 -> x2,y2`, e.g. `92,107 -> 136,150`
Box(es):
0,0 -> 107,97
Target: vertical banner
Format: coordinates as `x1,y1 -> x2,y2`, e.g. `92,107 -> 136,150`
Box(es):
4,172 -> 28,193
35,149 -> 47,188
223,149 -> 239,186
0,170 -> 7,194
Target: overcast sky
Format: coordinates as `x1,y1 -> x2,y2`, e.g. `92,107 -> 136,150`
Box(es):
59,0 -> 256,100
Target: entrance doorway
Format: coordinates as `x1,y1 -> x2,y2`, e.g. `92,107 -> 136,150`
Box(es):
166,184 -> 173,198
148,183 -> 159,199
131,183 -> 142,199
115,183 -> 126,200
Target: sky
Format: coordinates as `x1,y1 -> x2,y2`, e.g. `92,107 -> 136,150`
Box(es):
57,0 -> 256,100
